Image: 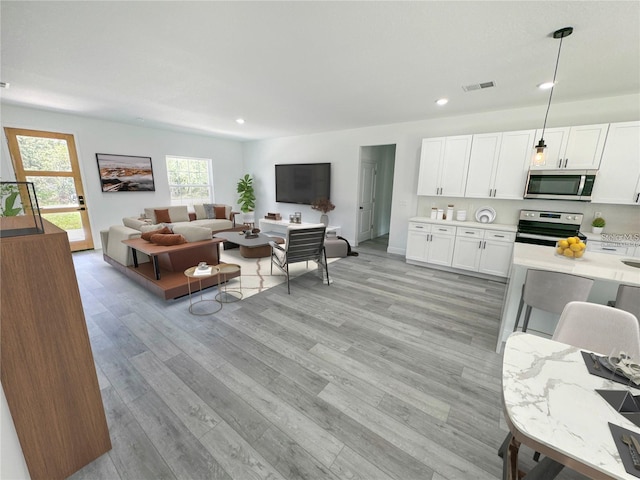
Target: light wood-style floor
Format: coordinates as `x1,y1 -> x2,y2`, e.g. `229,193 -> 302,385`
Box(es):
69,242 -> 588,480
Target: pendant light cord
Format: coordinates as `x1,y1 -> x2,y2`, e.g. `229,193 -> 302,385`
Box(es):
540,35 -> 566,141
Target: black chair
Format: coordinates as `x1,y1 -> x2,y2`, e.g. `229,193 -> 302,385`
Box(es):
269,226 -> 329,294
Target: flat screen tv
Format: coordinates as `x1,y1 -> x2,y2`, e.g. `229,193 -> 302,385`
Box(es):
275,163 -> 331,205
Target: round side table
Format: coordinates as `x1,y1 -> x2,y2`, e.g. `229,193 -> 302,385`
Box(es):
184,265 -> 222,315
216,263 -> 243,303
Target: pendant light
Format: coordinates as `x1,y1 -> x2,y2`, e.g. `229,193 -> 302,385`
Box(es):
533,26 -> 573,166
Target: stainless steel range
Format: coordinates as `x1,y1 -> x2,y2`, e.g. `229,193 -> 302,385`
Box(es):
516,209 -> 586,246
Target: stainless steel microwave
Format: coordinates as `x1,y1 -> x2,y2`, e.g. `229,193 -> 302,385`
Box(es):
524,169 -> 597,201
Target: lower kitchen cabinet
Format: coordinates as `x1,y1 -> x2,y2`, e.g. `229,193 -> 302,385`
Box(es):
452,228 -> 515,277
406,222 -> 456,266
408,219 -> 515,279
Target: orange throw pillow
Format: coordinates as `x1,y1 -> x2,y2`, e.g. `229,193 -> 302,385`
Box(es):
141,226 -> 172,241
154,209 -> 171,223
149,233 -> 186,246
214,206 -> 227,219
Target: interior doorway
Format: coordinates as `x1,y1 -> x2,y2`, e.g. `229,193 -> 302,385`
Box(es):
357,144 -> 396,249
4,128 -> 94,251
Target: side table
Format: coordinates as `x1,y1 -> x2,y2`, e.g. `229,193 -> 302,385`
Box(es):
184,265 -> 222,315
216,263 -> 243,303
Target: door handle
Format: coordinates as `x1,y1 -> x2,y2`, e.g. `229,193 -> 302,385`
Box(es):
359,206 -> 363,210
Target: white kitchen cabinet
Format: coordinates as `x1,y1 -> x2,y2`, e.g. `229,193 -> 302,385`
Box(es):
406,222 -> 456,266
479,231 -> 516,277
530,124 -> 609,170
452,228 -> 515,277
591,121 -> 640,205
417,135 -> 472,197
586,240 -> 635,256
465,130 -> 536,199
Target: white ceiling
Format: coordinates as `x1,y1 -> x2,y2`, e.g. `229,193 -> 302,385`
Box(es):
1,1 -> 639,141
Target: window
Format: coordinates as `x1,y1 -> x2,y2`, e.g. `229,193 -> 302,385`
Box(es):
165,155 -> 214,205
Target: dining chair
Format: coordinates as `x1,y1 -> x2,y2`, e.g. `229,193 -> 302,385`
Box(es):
512,269 -> 594,333
269,226 -> 329,294
553,300 -> 640,359
608,284 -> 640,321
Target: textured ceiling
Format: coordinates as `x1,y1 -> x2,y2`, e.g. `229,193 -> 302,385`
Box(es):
1,1 -> 639,140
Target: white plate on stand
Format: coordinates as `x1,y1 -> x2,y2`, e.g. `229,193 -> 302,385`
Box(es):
475,207 -> 496,224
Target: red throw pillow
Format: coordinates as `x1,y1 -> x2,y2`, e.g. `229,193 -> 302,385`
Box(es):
214,206 -> 227,219
141,226 -> 172,241
154,209 -> 171,223
149,233 -> 186,246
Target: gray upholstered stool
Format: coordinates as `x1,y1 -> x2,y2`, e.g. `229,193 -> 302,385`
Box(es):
513,269 -> 594,333
608,284 -> 640,320
324,238 -> 348,258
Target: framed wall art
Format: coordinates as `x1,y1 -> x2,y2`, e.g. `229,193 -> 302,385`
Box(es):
96,153 -> 155,192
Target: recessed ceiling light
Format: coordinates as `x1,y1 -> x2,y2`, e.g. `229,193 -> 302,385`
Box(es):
538,82 -> 555,90
435,98 -> 449,106
236,118 -> 245,124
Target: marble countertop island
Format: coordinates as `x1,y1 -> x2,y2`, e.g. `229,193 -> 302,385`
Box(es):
497,244 -> 640,352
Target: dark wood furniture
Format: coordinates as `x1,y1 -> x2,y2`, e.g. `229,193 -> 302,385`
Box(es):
116,237 -> 238,300
0,217 -> 111,480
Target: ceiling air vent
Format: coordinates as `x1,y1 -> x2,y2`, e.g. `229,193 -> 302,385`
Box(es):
462,81 -> 495,92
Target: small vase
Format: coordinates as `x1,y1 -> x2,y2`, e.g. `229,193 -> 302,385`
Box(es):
320,214 -> 329,226
592,226 -> 603,234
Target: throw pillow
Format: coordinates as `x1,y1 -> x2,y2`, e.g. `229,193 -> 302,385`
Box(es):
154,209 -> 171,223
141,226 -> 172,241
203,203 -> 215,219
149,233 -> 186,246
214,206 -> 227,219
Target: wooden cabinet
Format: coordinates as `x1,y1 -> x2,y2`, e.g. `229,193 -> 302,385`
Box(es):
452,227 -> 515,277
406,222 -> 456,266
0,218 -> 111,480
591,121 -> 640,205
417,135 -> 472,197
530,124 -> 609,170
465,130 -> 536,199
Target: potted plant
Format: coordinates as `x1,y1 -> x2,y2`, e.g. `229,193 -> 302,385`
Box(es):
236,174 -> 256,224
592,217 -> 605,234
311,198 -> 335,226
1,182 -> 23,217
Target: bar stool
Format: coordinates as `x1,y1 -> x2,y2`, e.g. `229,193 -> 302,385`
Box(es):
512,269 -> 594,333
608,284 -> 640,321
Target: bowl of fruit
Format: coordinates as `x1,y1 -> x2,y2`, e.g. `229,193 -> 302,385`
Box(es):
555,237 -> 586,260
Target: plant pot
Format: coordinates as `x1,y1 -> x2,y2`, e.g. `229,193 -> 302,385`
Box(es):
592,226 -> 603,234
320,214 -> 329,226
243,211 -> 255,225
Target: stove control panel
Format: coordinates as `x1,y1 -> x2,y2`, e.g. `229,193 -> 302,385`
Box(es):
519,210 -> 583,226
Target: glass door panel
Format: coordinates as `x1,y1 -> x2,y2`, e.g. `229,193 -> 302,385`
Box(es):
4,128 -> 93,251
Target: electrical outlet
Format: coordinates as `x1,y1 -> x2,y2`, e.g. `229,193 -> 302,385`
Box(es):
594,211 -> 602,218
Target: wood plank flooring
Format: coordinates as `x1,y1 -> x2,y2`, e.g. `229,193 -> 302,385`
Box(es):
68,239 -> 589,480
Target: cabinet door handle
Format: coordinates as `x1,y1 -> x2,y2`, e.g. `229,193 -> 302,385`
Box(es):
438,228 -> 447,232
564,158 -> 568,168
602,247 -> 617,251
465,231 -> 475,234
635,193 -> 639,203
493,188 -> 497,197
494,234 -> 505,238
483,241 -> 487,249
558,158 -> 562,168
415,225 -> 424,229
478,240 -> 482,249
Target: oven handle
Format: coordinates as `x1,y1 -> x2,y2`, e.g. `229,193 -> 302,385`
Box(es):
577,175 -> 586,196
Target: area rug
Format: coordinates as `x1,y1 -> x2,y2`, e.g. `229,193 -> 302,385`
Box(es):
219,247 -> 340,299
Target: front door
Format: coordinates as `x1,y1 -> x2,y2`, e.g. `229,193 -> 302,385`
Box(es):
4,128 -> 94,251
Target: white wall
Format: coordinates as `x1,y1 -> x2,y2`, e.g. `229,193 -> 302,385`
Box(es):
1,105 -> 245,248
242,93 -> 640,254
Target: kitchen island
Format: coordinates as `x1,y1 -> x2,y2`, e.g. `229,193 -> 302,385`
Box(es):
496,242 -> 640,352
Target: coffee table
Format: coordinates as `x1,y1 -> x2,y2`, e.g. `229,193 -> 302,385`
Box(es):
214,232 -> 282,258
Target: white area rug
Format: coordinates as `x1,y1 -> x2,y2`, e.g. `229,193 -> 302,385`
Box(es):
219,247 -> 339,299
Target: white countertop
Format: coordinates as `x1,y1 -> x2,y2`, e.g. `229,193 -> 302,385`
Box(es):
409,216 -> 517,232
503,333 -> 640,479
513,243 -> 640,286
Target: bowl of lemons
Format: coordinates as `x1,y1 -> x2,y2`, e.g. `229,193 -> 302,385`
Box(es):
555,237 -> 587,260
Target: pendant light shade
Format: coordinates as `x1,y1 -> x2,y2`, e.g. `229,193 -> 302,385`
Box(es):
533,26 -> 573,167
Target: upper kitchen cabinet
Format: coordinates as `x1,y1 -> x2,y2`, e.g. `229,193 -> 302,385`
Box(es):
466,129 -> 536,199
530,123 -> 609,170
417,135 -> 472,197
591,121 -> 640,205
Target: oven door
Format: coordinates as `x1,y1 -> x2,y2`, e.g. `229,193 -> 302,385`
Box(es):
524,170 -> 596,201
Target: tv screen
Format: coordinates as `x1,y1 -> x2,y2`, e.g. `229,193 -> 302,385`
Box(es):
275,163 -> 331,205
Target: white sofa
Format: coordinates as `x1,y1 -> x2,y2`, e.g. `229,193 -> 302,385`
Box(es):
122,204 -> 236,232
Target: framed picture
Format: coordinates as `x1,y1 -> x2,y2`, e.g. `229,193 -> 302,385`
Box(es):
96,153 -> 156,192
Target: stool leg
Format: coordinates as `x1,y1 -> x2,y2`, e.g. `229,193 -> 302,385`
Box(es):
522,305 -> 533,333
513,296 -> 525,332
